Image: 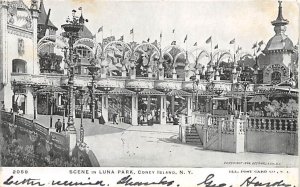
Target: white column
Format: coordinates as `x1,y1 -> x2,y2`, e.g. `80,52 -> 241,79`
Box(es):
131,95 -> 138,126
158,68 -> 164,80
26,87 -> 34,115
160,95 -> 167,125
101,95 -> 108,123
187,96 -> 193,124
30,9 -> 39,75
130,67 -> 136,79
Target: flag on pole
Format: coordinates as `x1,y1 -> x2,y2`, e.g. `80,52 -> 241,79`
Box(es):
258,40 -> 264,46
118,35 -> 124,41
205,36 -> 212,44
147,38 -> 150,42
171,41 -> 176,45
130,28 -> 134,34
184,35 -> 188,43
257,47 -> 261,53
193,42 -> 197,46
252,42 -> 257,49
78,7 -> 82,10
172,29 -> 175,33
236,46 -> 242,53
97,26 -> 103,33
229,38 -> 235,44
214,44 -> 218,49
160,32 -> 162,38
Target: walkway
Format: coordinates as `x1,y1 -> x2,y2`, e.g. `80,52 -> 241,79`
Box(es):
24,114 -> 298,167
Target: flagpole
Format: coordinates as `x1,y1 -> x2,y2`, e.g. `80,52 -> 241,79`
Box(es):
210,37 -> 213,65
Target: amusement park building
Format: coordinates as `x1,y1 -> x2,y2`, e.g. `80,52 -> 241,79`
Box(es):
0,0 -> 298,125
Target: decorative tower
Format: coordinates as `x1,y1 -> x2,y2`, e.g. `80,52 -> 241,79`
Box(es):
263,1 -> 294,85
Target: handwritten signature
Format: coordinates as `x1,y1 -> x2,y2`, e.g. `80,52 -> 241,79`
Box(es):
197,174 -> 293,187
3,174 -> 293,187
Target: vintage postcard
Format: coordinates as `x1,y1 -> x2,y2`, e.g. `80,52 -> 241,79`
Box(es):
0,0 -> 298,186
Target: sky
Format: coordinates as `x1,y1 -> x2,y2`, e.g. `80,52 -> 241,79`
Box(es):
31,0 -> 299,53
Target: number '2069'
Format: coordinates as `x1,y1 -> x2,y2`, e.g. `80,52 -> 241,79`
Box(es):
13,170 -> 28,174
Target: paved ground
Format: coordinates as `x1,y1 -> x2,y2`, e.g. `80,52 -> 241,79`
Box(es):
25,114 -> 299,167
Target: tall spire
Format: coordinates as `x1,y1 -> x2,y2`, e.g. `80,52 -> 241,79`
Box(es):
271,1 -> 289,26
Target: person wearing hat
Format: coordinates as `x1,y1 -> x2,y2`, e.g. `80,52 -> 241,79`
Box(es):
55,119 -> 62,133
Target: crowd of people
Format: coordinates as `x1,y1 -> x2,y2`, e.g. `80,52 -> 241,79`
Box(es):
249,99 -> 298,118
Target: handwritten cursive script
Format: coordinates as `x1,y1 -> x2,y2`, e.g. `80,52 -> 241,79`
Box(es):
240,177 -> 292,187
197,174 -> 227,187
117,175 -> 174,186
3,176 -> 45,186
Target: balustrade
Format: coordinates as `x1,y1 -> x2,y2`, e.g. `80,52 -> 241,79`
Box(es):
247,117 -> 297,132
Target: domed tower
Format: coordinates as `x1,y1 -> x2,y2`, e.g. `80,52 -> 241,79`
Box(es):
262,1 -> 294,85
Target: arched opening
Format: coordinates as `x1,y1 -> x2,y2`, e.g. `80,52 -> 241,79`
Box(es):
271,71 -> 281,84
12,59 -> 27,73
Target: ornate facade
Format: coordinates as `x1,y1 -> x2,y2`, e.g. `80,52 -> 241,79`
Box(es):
0,0 -> 298,125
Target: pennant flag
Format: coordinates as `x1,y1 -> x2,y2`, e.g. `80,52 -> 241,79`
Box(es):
193,42 -> 197,46
214,44 -> 218,49
152,40 -> 158,47
258,40 -> 264,46
172,29 -> 175,33
257,47 -> 261,53
147,38 -> 150,42
252,42 -> 257,49
184,35 -> 188,43
205,36 -> 212,44
130,28 -> 134,34
171,41 -> 176,45
97,26 -> 103,33
118,35 -> 124,41
236,46 -> 242,53
229,38 -> 235,44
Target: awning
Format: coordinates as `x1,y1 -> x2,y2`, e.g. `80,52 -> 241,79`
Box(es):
108,88 -> 135,95
37,86 -> 67,94
167,90 -> 191,96
248,95 -> 270,103
212,96 -> 229,100
94,90 -> 105,95
139,89 -> 164,96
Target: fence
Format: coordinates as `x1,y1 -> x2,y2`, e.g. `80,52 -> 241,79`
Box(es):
245,116 -> 298,155
181,112 -> 298,155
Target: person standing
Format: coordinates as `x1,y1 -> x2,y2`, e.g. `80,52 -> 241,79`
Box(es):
55,119 -> 62,133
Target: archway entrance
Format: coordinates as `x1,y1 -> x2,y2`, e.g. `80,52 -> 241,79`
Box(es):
12,59 -> 27,73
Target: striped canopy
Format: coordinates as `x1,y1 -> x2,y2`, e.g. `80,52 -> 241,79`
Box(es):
248,95 -> 270,103
108,88 -> 135,95
37,86 -> 67,94
167,89 -> 191,96
139,89 -> 164,96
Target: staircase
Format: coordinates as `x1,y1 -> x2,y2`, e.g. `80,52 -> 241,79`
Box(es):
185,125 -> 202,145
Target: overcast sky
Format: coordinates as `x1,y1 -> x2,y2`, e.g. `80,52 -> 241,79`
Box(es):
33,0 -> 299,52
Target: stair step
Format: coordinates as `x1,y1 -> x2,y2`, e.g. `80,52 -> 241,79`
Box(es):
186,133 -> 199,136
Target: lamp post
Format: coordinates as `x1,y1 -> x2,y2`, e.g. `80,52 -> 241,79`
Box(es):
190,75 -> 200,111
61,9 -> 88,128
240,81 -> 250,114
31,85 -> 40,120
76,88 -> 86,143
11,79 -> 17,112
61,95 -> 67,131
87,60 -> 100,122
48,87 -> 56,128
